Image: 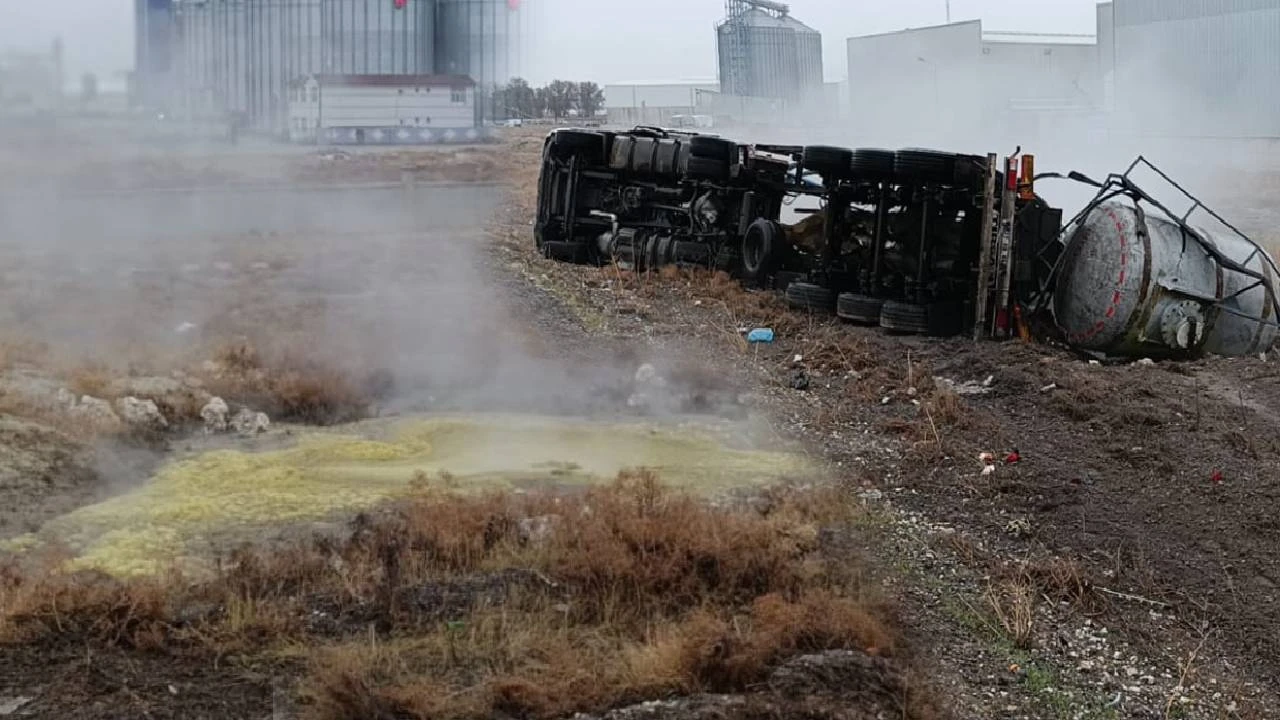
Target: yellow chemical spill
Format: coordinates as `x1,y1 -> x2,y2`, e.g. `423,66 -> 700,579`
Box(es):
9,414 -> 816,578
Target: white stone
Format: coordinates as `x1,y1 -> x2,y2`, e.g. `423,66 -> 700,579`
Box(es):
200,397 -> 230,433
230,407 -> 270,436
117,396 -> 168,429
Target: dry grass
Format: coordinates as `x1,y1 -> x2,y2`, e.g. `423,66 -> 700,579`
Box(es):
0,473 -> 932,719
199,341 -> 377,425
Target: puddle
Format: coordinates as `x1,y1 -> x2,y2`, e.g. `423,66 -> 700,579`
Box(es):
4,413 -> 817,577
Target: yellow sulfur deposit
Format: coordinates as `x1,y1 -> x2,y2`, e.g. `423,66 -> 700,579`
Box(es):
14,414 -> 816,578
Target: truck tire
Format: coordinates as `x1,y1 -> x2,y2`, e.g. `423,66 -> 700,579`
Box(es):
836,293 -> 885,324
551,129 -> 607,163
741,218 -> 781,288
894,149 -> 956,184
686,156 -> 730,182
803,145 -> 854,178
849,148 -> 896,181
688,135 -> 737,163
786,282 -> 835,313
541,240 -> 590,264
879,300 -> 930,334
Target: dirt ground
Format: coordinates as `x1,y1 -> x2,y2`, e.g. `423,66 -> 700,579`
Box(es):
0,126 -> 1277,719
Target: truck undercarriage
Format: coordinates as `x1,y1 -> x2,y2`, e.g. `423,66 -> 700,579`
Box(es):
534,125 -> 1280,360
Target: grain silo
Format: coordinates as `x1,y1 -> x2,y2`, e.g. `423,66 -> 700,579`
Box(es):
716,0 -> 823,102
148,0 -> 519,133
434,0 -> 516,119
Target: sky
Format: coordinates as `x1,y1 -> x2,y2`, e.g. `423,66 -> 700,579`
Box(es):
1,0 -> 1103,87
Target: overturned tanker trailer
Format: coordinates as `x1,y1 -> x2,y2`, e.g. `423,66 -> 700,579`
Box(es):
530,125 -> 1280,360
1039,157 -> 1280,360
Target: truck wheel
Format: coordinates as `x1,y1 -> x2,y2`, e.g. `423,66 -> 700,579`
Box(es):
786,282 -> 835,313
551,129 -> 607,163
686,156 -> 730,182
836,293 -> 885,324
688,135 -> 737,163
849,148 -> 896,181
542,240 -> 590,264
741,218 -> 781,288
879,300 -> 930,334
894,149 -> 956,184
803,145 -> 854,178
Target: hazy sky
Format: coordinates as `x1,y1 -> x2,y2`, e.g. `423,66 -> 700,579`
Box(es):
3,0 -> 1102,86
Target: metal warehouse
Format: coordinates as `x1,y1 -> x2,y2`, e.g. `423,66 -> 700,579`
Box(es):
602,82 -> 720,126
846,19 -> 1100,148
135,0 -> 521,134
1107,0 -> 1280,138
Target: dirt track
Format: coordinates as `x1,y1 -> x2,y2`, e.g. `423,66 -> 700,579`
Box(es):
0,129 -> 1278,718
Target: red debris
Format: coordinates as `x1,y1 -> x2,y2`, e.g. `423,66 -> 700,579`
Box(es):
1005,451 -> 1021,464
1211,469 -> 1224,486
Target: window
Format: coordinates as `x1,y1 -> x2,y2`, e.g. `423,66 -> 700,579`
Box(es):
415,117 -> 421,125
450,88 -> 466,104
309,86 -> 318,102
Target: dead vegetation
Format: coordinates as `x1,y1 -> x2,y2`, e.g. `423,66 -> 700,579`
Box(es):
0,473 -> 937,719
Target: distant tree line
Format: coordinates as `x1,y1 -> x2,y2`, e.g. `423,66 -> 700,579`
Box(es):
493,78 -> 605,121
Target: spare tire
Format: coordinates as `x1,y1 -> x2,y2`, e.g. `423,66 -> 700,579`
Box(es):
803,145 -> 854,178
895,148 -> 956,184
741,218 -> 781,288
686,156 -> 730,182
836,293 -> 885,324
849,148 -> 896,181
786,282 -> 835,313
688,135 -> 737,163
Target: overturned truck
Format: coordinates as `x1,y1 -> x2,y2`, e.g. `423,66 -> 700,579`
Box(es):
534,125 -> 1280,359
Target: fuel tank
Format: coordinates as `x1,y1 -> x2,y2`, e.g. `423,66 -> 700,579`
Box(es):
1053,200 -> 1279,358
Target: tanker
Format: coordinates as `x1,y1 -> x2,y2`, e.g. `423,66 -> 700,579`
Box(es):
1053,199 -> 1280,359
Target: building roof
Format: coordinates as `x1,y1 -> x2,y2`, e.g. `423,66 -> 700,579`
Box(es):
310,74 -> 476,88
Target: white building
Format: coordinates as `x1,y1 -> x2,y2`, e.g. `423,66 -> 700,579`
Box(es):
603,81 -> 720,126
287,74 -> 485,145
846,20 -> 1101,149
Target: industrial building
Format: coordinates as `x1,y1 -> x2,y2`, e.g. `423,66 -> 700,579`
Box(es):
286,73 -> 476,143
1106,0 -> 1280,139
716,0 -> 823,103
846,19 -> 1100,148
134,0 -> 521,136
602,81 -> 719,126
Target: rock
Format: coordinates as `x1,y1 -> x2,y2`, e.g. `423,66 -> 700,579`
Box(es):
70,395 -> 123,432
634,363 -> 658,385
0,696 -> 33,715
55,387 -> 78,411
116,397 -> 168,430
230,407 -> 270,436
200,397 -> 230,433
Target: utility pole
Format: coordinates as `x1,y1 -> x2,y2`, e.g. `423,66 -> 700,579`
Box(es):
946,0 -> 951,22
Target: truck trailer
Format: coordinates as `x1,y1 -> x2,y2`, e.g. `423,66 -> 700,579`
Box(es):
533,125 -> 1280,360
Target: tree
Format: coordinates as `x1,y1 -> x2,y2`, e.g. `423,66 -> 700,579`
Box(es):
498,77 -> 536,120
577,81 -> 604,118
544,79 -> 577,120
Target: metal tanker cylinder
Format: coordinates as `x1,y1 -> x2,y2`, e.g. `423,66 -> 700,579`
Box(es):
1053,201 -> 1279,358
